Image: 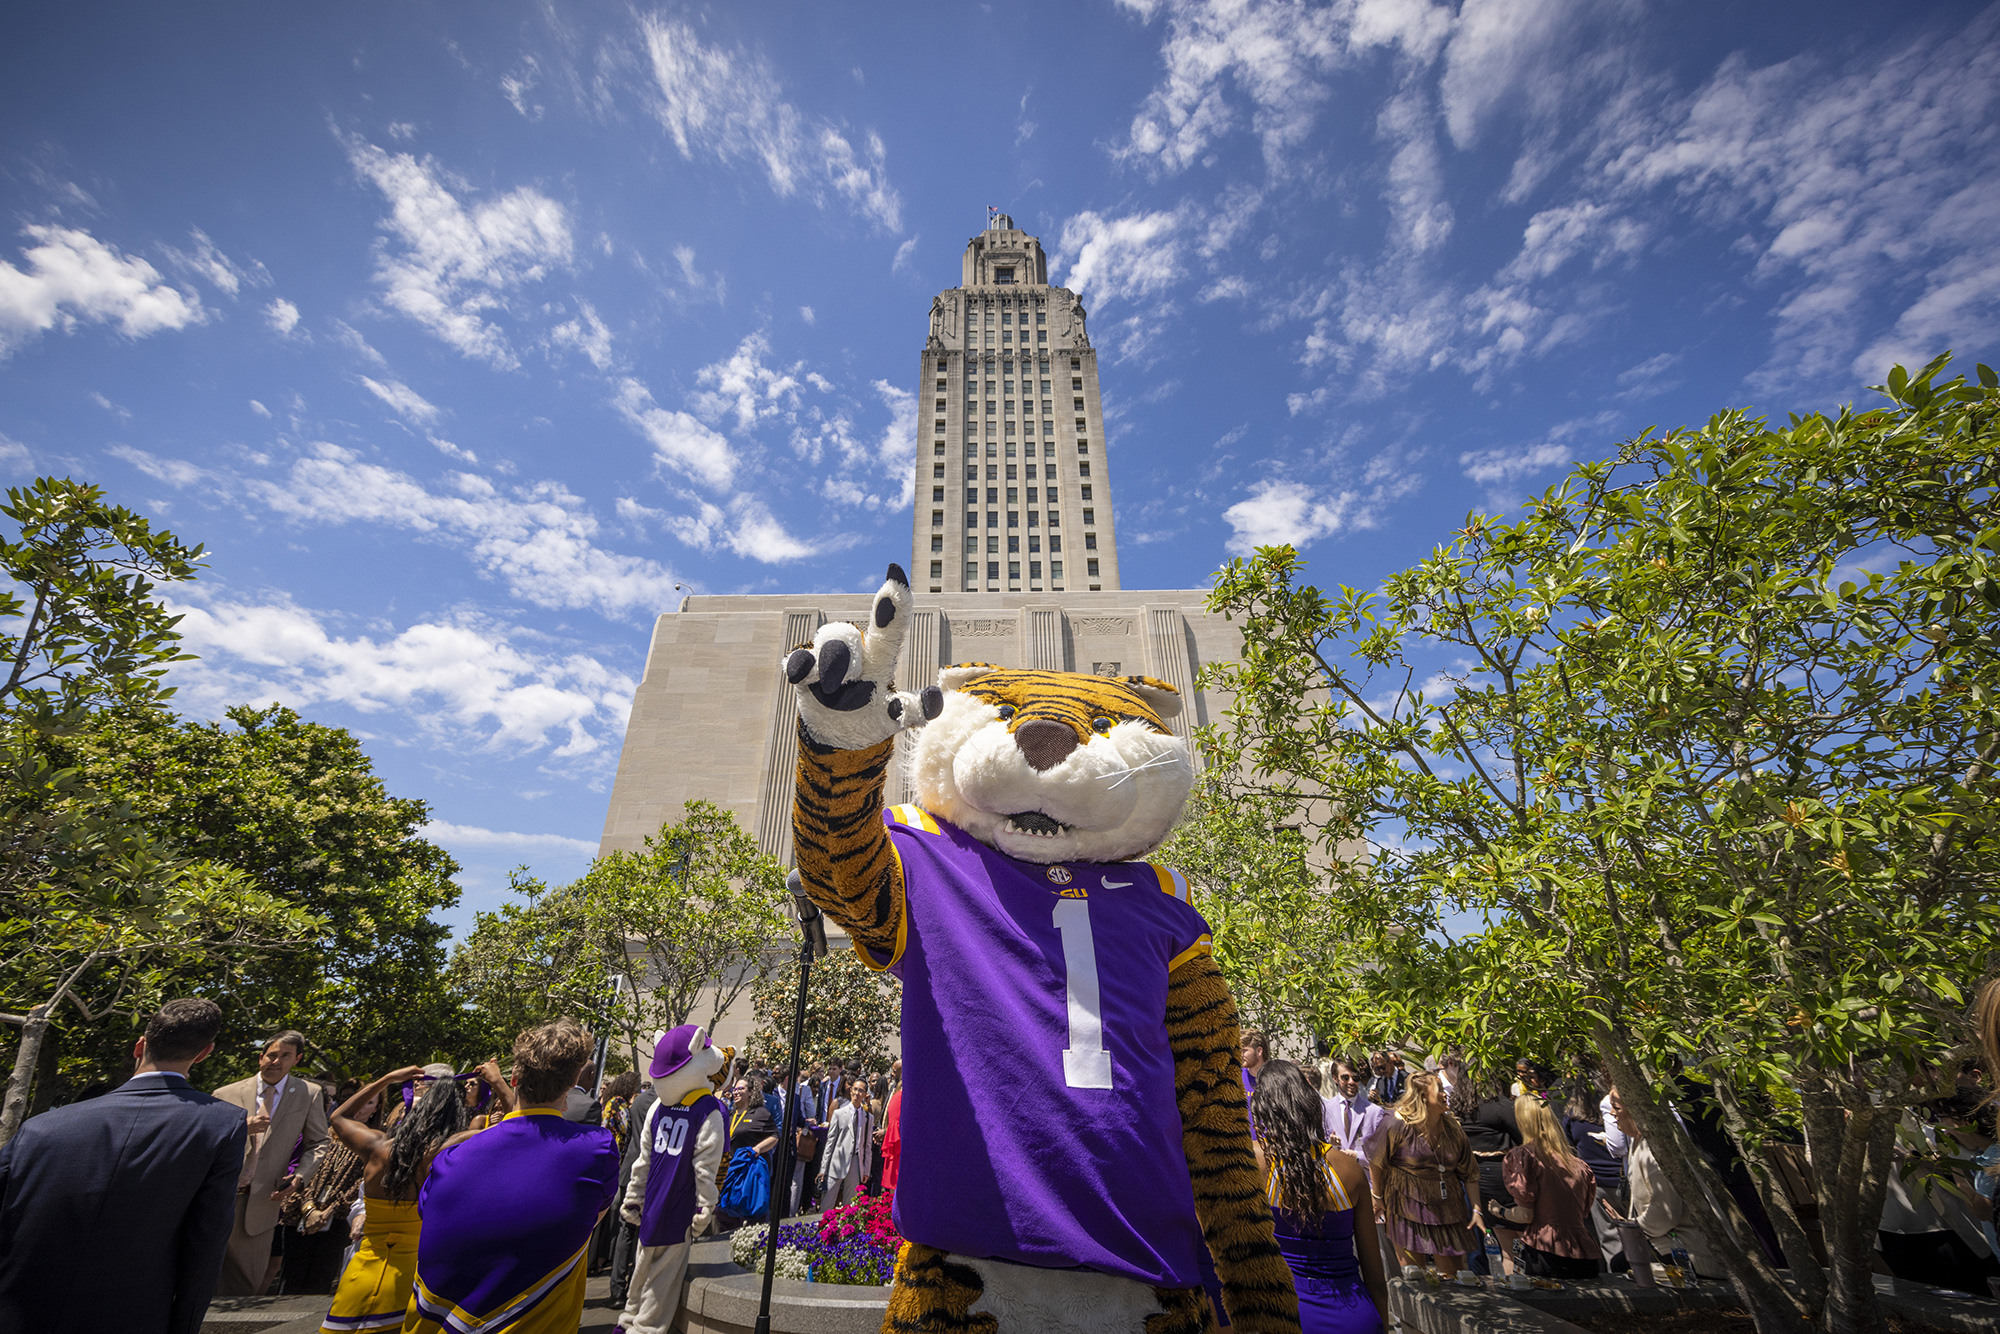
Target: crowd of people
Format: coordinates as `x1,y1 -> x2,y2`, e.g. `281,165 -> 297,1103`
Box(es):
3,987 -> 1998,1333
1238,1014 -> 2000,1333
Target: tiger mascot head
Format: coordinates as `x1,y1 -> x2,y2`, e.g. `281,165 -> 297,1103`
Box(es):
909,664 -> 1194,865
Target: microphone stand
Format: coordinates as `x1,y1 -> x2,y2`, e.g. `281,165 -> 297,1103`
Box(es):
755,870 -> 827,1334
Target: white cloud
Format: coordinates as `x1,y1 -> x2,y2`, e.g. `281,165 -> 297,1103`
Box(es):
639,16 -> 903,232
159,228 -> 268,297
1114,0 -> 1451,176
0,224 -> 206,358
799,305 -> 816,324
548,299 -> 617,370
1458,411 -> 1617,487
341,132 -> 573,368
109,443 -> 212,488
330,319 -> 388,367
612,378 -> 738,490
1221,455 -> 1423,555
249,399 -> 272,418
0,434 -> 30,471
359,375 -> 441,425
171,594 -> 633,758
891,236 -> 918,274
1614,352 -> 1680,400
671,245 -> 726,304
666,493 -> 815,563
501,56 -> 543,120
264,297 -> 302,336
1055,209 -> 1190,307
239,444 -> 685,619
423,819 -> 597,856
690,332 -> 804,433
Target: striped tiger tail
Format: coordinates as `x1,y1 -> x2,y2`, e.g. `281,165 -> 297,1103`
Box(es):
1165,952 -> 1302,1334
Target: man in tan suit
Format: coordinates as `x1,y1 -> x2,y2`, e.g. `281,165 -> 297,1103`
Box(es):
212,1030 -> 328,1295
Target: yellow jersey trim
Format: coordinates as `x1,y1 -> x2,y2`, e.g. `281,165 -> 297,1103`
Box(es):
856,806 -> 921,972
1167,934 -> 1212,974
503,1107 -> 565,1121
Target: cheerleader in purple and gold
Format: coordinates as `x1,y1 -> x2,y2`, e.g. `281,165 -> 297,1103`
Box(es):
1253,1062 -> 1388,1334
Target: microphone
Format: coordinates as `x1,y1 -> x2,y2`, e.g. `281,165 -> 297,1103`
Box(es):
785,870 -> 828,959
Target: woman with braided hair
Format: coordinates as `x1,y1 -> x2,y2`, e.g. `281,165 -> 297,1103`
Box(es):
318,1061 -> 512,1334
1252,1062 -> 1388,1333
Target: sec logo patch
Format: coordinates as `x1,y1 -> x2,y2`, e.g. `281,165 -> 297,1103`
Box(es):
1045,865 -> 1072,885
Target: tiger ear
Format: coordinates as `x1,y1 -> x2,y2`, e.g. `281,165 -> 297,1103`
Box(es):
938,662 -> 1001,691
1123,674 -> 1183,720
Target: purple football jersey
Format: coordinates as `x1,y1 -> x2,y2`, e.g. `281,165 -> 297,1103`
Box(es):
870,805 -> 1215,1287
637,1093 -> 723,1247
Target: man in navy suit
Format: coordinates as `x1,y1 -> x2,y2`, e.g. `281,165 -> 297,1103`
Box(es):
0,998 -> 247,1334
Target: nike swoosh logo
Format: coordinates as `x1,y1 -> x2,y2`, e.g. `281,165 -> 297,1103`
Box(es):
1101,879 -> 1133,889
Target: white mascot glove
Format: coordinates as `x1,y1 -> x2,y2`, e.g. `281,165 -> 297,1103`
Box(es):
783,563 -> 943,751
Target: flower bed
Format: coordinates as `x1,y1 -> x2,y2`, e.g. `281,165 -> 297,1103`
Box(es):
728,1191 -> 904,1286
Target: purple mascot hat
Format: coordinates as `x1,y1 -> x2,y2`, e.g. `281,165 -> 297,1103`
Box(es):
648,1023 -> 707,1081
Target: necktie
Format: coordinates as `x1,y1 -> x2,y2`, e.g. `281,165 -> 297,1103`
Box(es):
1345,1102 -> 1354,1142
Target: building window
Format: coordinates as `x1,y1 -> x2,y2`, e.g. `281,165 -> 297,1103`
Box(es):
1048,511 -> 1060,528
1077,442 -> 1089,455
965,510 -> 976,529
964,488 -> 977,506
1008,535 -> 1021,553
1036,311 -> 1046,324
987,536 -> 999,554
931,535 -> 944,552
1072,377 -> 1083,389
966,536 -> 978,552
1007,511 -> 1019,528
1005,442 -> 1016,458
1043,422 -> 1054,436
933,443 -> 944,457
1071,358 -> 1081,370
987,511 -> 999,528
1079,462 -> 1090,476
1088,558 -> 1100,576
936,378 -> 947,390
931,510 -> 943,527
1026,487 -> 1038,503
1030,560 -> 1042,578
1027,510 -> 1040,527
929,560 -> 943,578
1008,561 -> 1021,578
932,486 -> 944,502
1006,487 -> 1018,503
986,401 -> 996,415
986,487 -> 998,504
987,560 -> 1000,579
1085,533 -> 1098,549
995,267 -> 1014,284
1080,486 -> 1092,500
1029,535 -> 1041,552
1083,508 -> 1095,525
1052,560 -> 1064,578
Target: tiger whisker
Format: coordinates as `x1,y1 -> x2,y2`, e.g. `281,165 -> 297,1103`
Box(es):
1100,751 -> 1183,789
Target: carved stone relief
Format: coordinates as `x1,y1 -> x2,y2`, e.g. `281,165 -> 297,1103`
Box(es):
1072,617 -> 1134,635
950,617 -> 1017,637
1092,662 -> 1122,676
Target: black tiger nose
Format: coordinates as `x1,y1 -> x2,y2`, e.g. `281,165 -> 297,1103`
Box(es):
1014,719 -> 1078,771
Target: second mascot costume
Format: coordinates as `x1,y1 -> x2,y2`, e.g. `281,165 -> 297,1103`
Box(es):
616,1025 -> 727,1334
785,564 -> 1300,1334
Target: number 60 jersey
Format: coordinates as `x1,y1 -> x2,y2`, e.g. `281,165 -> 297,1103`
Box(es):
865,804 -> 1216,1288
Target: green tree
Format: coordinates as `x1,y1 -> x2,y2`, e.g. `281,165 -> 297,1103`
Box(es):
1156,777 -> 1339,1052
44,704 -> 465,1084
747,948 -> 900,1074
1202,357 -> 2000,1334
450,801 -> 787,1065
0,477 -> 330,1134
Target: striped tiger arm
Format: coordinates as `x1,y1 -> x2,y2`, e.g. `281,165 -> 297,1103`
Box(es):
791,723 -> 904,959
1166,952 -> 1301,1334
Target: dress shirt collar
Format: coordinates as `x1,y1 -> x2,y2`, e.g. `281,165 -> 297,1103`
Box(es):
128,1069 -> 188,1083
258,1073 -> 289,1106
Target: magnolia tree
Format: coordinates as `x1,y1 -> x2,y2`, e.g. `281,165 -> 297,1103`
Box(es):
1200,358 -> 1999,1334
747,947 -> 900,1075
0,479 -> 324,1137
451,801 -> 787,1065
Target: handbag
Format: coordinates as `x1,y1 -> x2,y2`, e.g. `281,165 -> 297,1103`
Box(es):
718,1147 -> 771,1220
795,1125 -> 819,1162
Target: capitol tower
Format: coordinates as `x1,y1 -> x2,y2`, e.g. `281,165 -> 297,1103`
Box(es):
913,213 -> 1119,594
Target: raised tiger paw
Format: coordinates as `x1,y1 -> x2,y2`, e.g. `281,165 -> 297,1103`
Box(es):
783,562 -> 943,751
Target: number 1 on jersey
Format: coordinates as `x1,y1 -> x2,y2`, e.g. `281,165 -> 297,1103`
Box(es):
1053,898 -> 1114,1089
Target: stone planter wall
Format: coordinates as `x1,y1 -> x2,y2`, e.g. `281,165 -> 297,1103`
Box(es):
675,1235 -> 891,1334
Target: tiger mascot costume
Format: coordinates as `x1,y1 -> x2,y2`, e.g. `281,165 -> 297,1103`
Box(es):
785,563 -> 1299,1334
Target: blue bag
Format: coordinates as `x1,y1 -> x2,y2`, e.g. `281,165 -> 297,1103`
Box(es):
718,1147 -> 771,1220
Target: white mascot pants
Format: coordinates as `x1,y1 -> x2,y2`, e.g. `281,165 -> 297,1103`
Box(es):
618,1224 -> 699,1334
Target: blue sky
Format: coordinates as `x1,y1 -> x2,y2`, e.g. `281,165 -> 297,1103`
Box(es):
4,0 -> 1996,933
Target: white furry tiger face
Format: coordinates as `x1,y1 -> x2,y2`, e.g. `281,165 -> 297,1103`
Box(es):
909,665 -> 1194,865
